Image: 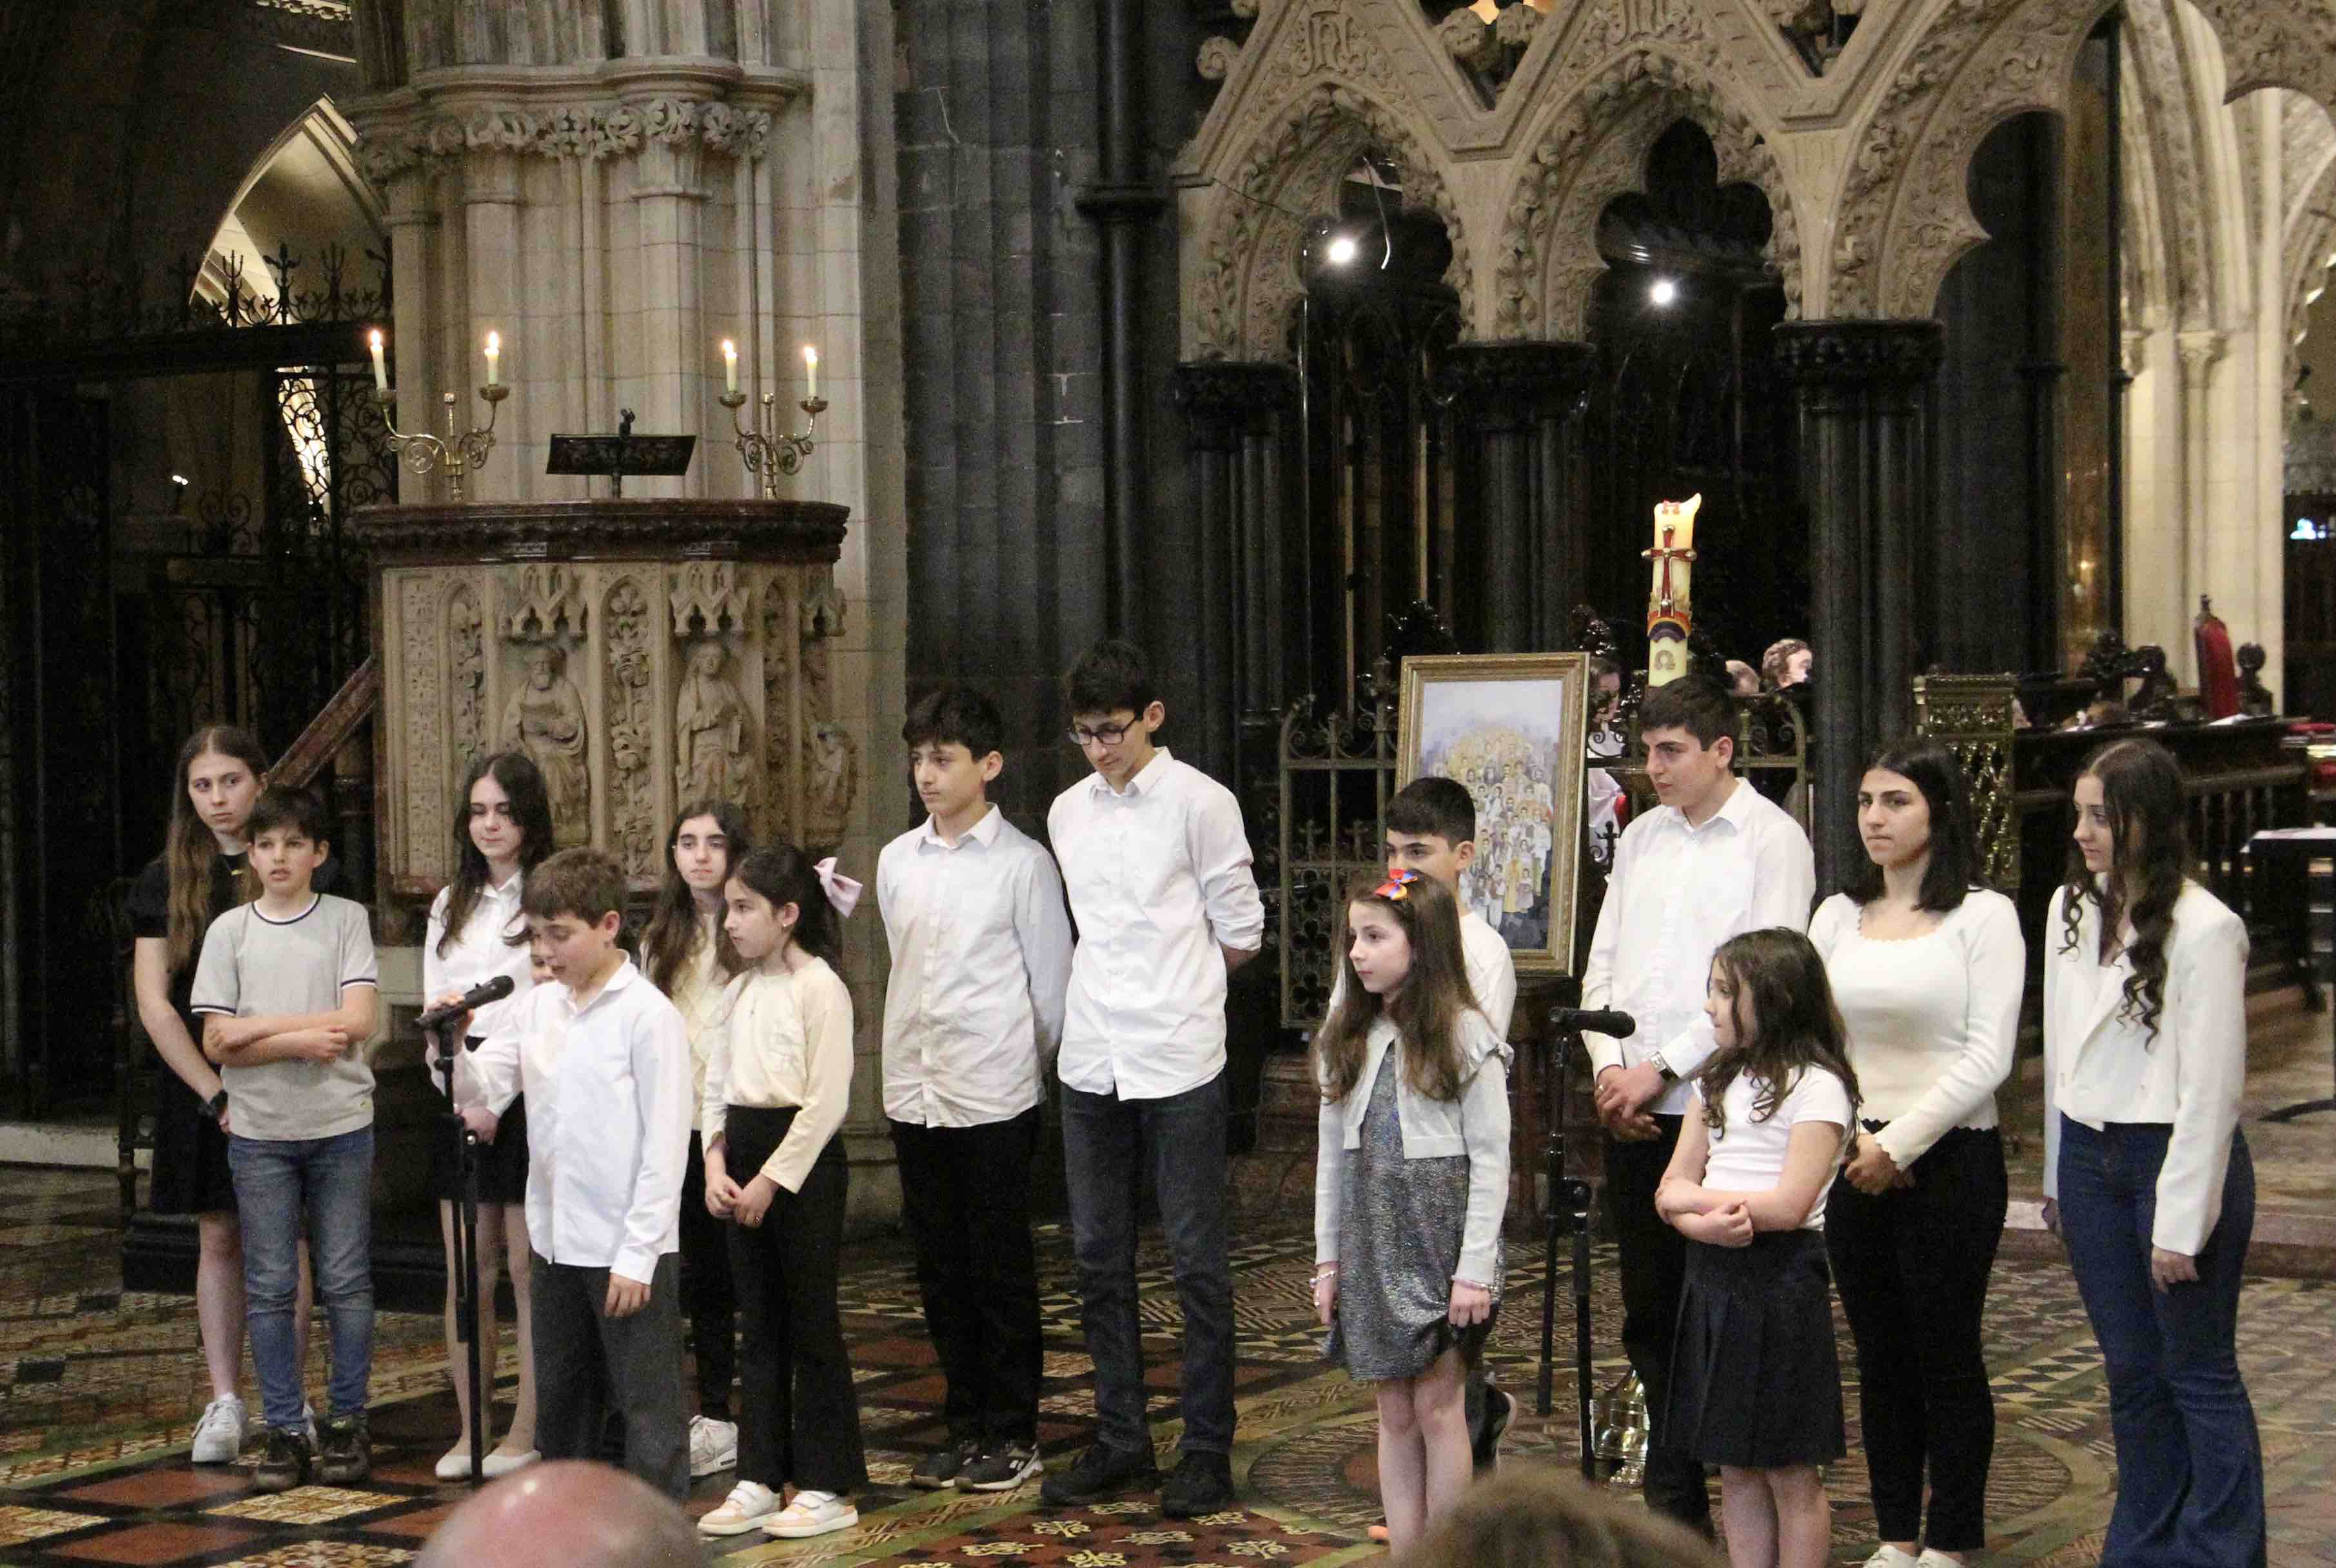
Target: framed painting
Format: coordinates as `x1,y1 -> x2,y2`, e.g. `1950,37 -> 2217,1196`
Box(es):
1399,652 -> 1591,977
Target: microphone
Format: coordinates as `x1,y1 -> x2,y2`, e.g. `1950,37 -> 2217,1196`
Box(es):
416,975 -> 515,1034
1547,1006 -> 1636,1038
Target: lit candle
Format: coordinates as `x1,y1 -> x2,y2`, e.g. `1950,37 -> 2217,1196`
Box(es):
484,330 -> 502,386
722,339 -> 738,395
369,329 -> 388,393
803,344 -> 818,400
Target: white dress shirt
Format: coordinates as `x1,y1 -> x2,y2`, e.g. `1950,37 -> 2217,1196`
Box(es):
2042,880 -> 2249,1255
422,872 -> 533,1110
1581,776 -> 1816,1115
1810,889 -> 2024,1166
488,957 -> 692,1282
878,805 -> 1075,1126
1048,749 -> 1265,1101
1326,908 -> 1517,1041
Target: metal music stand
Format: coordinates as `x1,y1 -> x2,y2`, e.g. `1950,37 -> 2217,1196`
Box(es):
1537,982 -> 1602,1481
547,410 -> 695,497
431,1021 -> 488,1484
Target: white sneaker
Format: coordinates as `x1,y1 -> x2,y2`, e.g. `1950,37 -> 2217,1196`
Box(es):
481,1447 -> 538,1478
1915,1554 -> 1970,1567
689,1415 -> 738,1478
699,1480 -> 781,1536
191,1395 -> 246,1464
302,1400 -> 318,1452
434,1444 -> 476,1482
1861,1550 -> 1921,1568
764,1489 -> 858,1538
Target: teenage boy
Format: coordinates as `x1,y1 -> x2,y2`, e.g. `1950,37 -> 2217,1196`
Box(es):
475,847 -> 694,1499
1579,675 -> 1814,1534
193,786 -> 380,1492
1043,639 -> 1263,1516
878,685 -> 1074,1493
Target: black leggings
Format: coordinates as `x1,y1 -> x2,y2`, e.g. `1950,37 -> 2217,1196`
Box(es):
1825,1124 -> 2007,1553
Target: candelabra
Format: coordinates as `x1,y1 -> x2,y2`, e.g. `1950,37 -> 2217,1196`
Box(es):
373,384 -> 508,502
719,389 -> 827,498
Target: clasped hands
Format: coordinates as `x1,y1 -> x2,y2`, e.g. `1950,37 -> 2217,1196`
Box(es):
1310,1264 -> 1492,1328
700,1139 -> 781,1229
1592,1063 -> 1663,1140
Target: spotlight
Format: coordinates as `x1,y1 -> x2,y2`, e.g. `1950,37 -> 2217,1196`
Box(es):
1325,234 -> 1360,267
170,474 -> 189,486
1649,278 -> 1678,306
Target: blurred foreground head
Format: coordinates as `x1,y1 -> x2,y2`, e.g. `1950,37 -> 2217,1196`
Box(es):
1406,1470 -> 1724,1567
415,1460 -> 702,1568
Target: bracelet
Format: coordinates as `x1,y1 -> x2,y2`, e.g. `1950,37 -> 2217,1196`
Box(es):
1312,1263 -> 1340,1281
1452,1275 -> 1494,1291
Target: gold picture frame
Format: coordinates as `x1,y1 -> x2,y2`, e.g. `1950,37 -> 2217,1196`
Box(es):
1399,652 -> 1592,977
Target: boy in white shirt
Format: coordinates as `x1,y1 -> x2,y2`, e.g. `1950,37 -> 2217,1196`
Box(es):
471,848 -> 694,1498
1579,675 -> 1814,1535
1041,640 -> 1263,1517
878,686 -> 1073,1493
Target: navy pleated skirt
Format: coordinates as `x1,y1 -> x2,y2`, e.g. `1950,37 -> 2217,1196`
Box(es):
1662,1228 -> 1845,1468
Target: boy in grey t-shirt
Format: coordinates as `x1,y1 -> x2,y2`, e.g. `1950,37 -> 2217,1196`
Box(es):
193,787 -> 378,1492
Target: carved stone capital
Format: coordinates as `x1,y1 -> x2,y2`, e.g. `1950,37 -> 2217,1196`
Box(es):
1437,340 -> 1598,418
2176,329 -> 2227,390
1172,361 -> 1300,447
1771,320 -> 1945,388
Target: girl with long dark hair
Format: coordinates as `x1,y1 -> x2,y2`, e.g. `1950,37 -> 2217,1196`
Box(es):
2044,738 -> 2263,1566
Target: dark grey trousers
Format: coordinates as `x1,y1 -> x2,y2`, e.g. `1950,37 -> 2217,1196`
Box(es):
531,1250 -> 691,1499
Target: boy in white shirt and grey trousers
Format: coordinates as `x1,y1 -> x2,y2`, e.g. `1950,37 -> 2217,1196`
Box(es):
878,685 -> 1074,1493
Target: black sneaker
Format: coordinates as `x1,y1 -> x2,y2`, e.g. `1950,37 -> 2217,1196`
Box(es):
252,1426 -> 312,1493
911,1436 -> 981,1490
1159,1450 -> 1235,1518
316,1412 -> 369,1485
1038,1442 -> 1158,1507
1471,1387 -> 1516,1474
961,1442 -> 1043,1491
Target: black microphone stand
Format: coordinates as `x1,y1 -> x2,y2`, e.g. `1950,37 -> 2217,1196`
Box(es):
431,1018 -> 487,1485
1538,995 -> 1600,1481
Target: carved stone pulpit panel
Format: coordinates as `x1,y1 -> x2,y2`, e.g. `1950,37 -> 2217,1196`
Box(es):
354,499 -> 854,896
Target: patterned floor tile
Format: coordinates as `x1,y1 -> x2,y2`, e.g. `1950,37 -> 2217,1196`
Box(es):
0,1505 -> 111,1546
206,1487 -> 406,1526
47,1520 -> 265,1564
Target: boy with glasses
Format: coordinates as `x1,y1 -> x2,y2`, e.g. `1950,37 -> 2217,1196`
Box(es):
1041,640 -> 1263,1516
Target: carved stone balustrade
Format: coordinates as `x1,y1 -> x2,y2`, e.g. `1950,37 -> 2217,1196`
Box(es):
352,499 -> 855,897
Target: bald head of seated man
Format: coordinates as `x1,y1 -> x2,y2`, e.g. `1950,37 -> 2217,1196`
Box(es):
416,1460 -> 705,1568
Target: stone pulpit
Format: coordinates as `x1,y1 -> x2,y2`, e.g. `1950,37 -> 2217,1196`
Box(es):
353,498 -> 855,890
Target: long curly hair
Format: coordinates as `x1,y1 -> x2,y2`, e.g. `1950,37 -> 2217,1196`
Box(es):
162,725 -> 268,973
437,752 -> 558,959
1698,927 -> 1860,1140
2057,737 -> 2188,1039
1314,871 -> 1483,1104
642,799 -> 752,995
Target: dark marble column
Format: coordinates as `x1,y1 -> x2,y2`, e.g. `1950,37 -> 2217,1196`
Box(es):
1440,341 -> 1597,653
1772,318 -> 1946,890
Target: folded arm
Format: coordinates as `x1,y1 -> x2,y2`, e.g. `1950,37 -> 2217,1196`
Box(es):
203,985 -> 377,1065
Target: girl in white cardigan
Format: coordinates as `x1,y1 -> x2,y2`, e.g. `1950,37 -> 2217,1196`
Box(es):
2045,738 -> 2262,1568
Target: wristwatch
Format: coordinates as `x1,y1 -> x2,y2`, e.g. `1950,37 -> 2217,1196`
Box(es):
1651,1053 -> 1680,1086
207,1088 -> 230,1119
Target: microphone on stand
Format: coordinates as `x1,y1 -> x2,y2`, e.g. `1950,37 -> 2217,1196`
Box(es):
415,974 -> 515,1035
1547,1006 -> 1636,1038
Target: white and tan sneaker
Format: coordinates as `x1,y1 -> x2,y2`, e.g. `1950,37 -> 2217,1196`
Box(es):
689,1414 -> 738,1478
763,1489 -> 858,1538
699,1480 -> 781,1536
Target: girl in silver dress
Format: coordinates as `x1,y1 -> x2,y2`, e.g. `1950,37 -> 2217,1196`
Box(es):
1311,870 -> 1511,1556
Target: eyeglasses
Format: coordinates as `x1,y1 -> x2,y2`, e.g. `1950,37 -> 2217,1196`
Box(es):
1373,868 -> 1422,901
1067,718 -> 1138,747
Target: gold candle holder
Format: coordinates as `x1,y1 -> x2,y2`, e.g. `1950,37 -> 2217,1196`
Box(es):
373,384 -> 509,502
718,389 -> 826,498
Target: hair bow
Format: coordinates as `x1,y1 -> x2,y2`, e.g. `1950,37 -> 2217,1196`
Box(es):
1372,868 -> 1422,901
814,857 -> 863,919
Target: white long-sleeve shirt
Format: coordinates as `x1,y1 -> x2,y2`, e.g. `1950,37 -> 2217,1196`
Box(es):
1048,749 -> 1265,1101
422,872 -> 533,1110
877,805 -> 1074,1126
701,956 -> 854,1192
2043,880 -> 2249,1255
492,957 -> 691,1282
1580,777 -> 1816,1115
1810,888 -> 2024,1167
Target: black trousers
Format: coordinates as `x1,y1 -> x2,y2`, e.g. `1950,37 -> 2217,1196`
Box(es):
725,1106 -> 866,1494
891,1107 -> 1044,1446
1605,1117 -> 1712,1531
679,1130 -> 738,1420
531,1251 -> 690,1500
1826,1125 -> 2006,1553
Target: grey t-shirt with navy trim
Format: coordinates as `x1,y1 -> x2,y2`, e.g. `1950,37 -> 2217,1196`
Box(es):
190,894 -> 380,1142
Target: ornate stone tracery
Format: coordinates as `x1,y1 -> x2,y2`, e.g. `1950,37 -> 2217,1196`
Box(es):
353,96 -> 777,186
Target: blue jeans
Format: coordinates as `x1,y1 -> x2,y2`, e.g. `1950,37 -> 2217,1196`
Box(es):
1061,1072 -> 1235,1456
228,1126 -> 375,1431
2057,1116 -> 2264,1568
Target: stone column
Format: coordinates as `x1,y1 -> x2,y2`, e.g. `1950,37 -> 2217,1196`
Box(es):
1772,319 -> 1945,890
1439,340 -> 1597,653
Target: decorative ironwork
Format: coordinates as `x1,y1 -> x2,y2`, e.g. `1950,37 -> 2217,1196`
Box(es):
0,242 -> 389,362
1278,664 -> 1400,1030
1912,672 -> 2021,892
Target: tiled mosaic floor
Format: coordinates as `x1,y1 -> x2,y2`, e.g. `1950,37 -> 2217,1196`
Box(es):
3,1166 -> 2331,1565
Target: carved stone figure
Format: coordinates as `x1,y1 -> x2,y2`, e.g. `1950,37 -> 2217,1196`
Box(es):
501,643 -> 591,845
804,720 -> 859,846
675,640 -> 752,808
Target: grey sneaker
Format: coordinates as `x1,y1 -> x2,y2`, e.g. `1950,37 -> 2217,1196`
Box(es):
251,1426 -> 312,1493
911,1435 -> 981,1489
316,1412 -> 370,1485
961,1443 -> 1042,1491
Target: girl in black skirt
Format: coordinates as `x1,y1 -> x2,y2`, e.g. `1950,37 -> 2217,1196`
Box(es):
1655,929 -> 1860,1568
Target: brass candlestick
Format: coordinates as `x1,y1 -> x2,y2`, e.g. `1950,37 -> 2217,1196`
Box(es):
719,389 -> 825,498
373,384 -> 509,502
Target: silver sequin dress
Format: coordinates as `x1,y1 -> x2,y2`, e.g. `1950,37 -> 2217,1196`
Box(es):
1322,1050 -> 1502,1381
